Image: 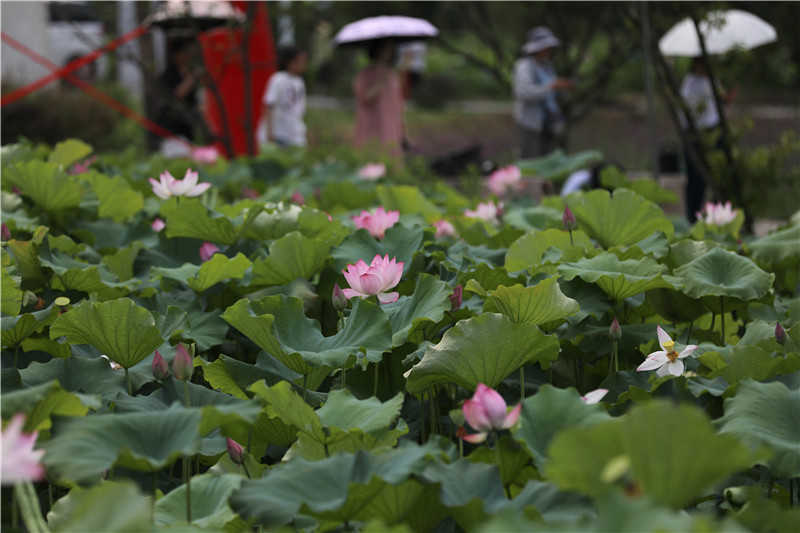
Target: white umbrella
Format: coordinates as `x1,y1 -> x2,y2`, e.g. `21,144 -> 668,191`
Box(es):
333,16 -> 439,46
659,9 -> 777,57
149,1 -> 245,31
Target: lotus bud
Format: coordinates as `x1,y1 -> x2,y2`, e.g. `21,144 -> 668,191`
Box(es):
199,242 -> 220,262
775,322 -> 786,345
152,350 -> 170,381
332,283 -> 347,311
449,285 -> 463,312
291,191 -> 305,205
610,318 -> 622,341
562,206 -> 577,231
226,438 -> 245,465
151,218 -> 166,232
172,344 -> 193,381
1,222 -> 10,241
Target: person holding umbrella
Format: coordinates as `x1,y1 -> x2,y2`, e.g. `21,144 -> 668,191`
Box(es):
353,39 -> 406,158
512,27 -> 574,159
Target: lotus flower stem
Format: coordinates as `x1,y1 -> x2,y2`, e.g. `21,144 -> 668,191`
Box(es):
125,368 -> 132,396
494,432 -> 502,468
11,488 -> 18,531
13,345 -> 19,370
429,389 -> 436,436
152,472 -> 158,512
686,321 -> 694,345
242,462 -> 252,480
720,296 -> 725,343
373,362 -> 379,398
520,367 -> 525,402
14,482 -> 49,533
184,456 -> 192,523
341,364 -> 347,390
302,374 -> 308,401
419,395 -> 426,443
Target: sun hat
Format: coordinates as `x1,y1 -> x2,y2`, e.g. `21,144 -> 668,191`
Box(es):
521,26 -> 561,54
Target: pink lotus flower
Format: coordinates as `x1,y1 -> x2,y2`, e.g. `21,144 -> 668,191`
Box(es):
581,388 -> 609,404
461,383 -> 521,443
775,323 -> 786,345
464,200 -> 503,224
358,162 -> 386,181
1,223 -> 10,241
1,413 -> 44,485
151,218 -> 166,232
342,254 -> 404,304
433,219 -> 456,238
562,206 -> 577,231
149,169 -> 211,200
69,156 -> 97,175
352,207 -> 399,239
241,186 -> 260,199
636,326 -> 698,377
192,146 -> 220,165
609,318 -> 622,341
697,201 -> 738,226
487,165 -> 522,196
449,285 -> 463,312
291,191 -> 305,205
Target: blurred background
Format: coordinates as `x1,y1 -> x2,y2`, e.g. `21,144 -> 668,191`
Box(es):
2,1 -> 798,219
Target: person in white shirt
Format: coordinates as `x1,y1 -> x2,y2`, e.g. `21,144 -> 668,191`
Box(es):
259,46 -> 308,148
679,58 -> 738,222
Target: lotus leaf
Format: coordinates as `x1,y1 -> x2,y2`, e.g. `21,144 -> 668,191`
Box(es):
405,313 -> 560,393
748,225 -> 800,267
483,278 -> 579,327
5,161 -> 84,212
516,149 -> 603,182
505,228 -> 593,273
46,481 -> 153,533
251,232 -> 330,286
380,273 -> 453,347
674,247 -> 775,301
566,189 -> 674,248
557,252 -> 674,301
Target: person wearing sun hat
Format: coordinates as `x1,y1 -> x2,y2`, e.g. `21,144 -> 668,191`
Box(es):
513,27 -> 574,158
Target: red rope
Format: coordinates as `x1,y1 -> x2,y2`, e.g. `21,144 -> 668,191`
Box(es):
1,23 -> 150,107
0,31 -> 193,148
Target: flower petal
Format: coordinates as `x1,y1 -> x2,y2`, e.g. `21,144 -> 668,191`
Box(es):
637,357 -> 665,372
461,432 -> 488,443
656,326 -> 672,350
581,388 -> 609,404
678,345 -> 698,358
186,182 -> 211,197
377,291 -> 399,304
666,360 -> 684,376
357,273 -> 382,296
463,398 -> 492,432
501,403 -> 522,430
341,288 -> 363,300
475,385 -> 509,429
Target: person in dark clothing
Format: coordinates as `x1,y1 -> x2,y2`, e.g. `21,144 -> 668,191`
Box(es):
154,37 -> 205,153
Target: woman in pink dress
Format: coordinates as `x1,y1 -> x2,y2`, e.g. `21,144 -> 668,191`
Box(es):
353,40 -> 405,158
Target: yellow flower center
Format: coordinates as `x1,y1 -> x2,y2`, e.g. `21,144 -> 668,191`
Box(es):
663,341 -> 679,362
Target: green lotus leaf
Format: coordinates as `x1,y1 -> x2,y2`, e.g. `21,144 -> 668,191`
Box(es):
467,435 -> 534,488
20,357 -> 128,404
155,474 -> 242,529
505,228 -> 593,273
609,231 -> 670,261
1,266 -> 21,316
559,279 -> 612,324
506,479 -> 595,526
546,401 -> 758,508
251,232 -> 330,286
43,405 -> 205,485
513,385 -> 611,470
101,241 -> 145,282
674,247 -> 775,301
223,295 -> 392,375
1,304 -> 59,348
600,169 -> 679,205
503,205 -> 563,233
663,239 -> 720,270
47,138 -> 92,167
5,228 -> 50,288
557,252 -> 674,301
457,263 -> 525,294
5,161 -> 84,213
77,171 -> 144,222
516,149 -> 603,182
47,481 -> 153,533
566,189 -> 674,248
49,298 -> 165,369
484,278 -> 579,327
1,380 -> 96,433
717,379 -> 800,479
354,480 -> 445,530
245,206 -> 348,245
748,225 -> 800,268
646,288 -> 708,323
38,246 -> 137,299
331,225 -> 424,275
161,197 -> 238,245
190,252 -> 250,292
320,181 -> 378,212
405,313 -> 560,394
458,221 -> 524,249
377,185 -> 441,222
380,273 -> 453,347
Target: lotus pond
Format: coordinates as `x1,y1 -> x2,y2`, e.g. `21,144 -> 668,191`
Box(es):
1,139 -> 799,532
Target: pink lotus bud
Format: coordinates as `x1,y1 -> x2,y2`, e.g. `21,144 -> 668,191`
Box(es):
226,438 -> 245,465
332,283 -> 347,311
358,162 -> 386,181
449,285 -> 463,312
775,323 -> 786,345
562,206 -> 577,231
1,223 -> 10,241
199,242 -> 220,262
433,219 -> 456,238
0,413 -> 44,484
610,318 -> 622,341
460,383 -> 521,443
151,218 -> 166,232
464,200 -> 502,224
486,165 -> 522,196
241,186 -> 260,199
291,191 -> 305,205
152,350 -> 170,381
172,344 -> 193,381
